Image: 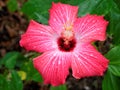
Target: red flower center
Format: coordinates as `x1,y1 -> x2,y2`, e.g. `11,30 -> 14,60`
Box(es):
57,37 -> 76,52
57,21 -> 77,52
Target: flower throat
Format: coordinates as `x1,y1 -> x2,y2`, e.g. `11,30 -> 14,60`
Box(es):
57,25 -> 76,52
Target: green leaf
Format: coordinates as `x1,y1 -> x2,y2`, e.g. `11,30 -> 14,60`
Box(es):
0,75 -> 9,90
2,52 -> 20,69
105,46 -> 120,76
77,0 -> 106,16
111,9 -> 120,45
106,1 -> 120,45
77,0 -> 99,16
7,0 -> 18,12
32,72 -> 43,82
50,85 -> 67,90
21,0 -> 59,24
102,70 -> 120,90
64,0 -> 83,5
91,0 -> 113,15
108,65 -> 120,77
0,71 -> 23,90
2,52 -> 26,69
10,70 -> 23,90
21,60 -> 43,82
0,76 -> 5,90
105,46 -> 120,62
113,0 -> 120,10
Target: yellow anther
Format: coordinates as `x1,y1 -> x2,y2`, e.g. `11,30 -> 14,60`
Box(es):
64,21 -> 73,31
66,25 -> 73,31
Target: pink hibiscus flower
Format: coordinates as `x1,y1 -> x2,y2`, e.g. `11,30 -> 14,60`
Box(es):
20,3 -> 109,86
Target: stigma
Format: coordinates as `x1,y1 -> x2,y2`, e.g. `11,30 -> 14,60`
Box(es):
62,22 -> 75,42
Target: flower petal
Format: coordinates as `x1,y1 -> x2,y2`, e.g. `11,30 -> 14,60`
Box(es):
71,44 -> 109,79
33,51 -> 71,86
49,2 -> 78,34
20,20 -> 58,52
74,14 -> 108,43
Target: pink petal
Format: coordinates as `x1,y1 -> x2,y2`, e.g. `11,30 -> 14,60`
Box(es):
71,44 -> 109,79
49,2 -> 78,35
33,51 -> 71,86
74,14 -> 108,43
20,20 -> 58,52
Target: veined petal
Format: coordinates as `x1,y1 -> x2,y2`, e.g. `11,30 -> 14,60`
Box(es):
49,2 -> 78,35
20,20 -> 58,52
74,14 -> 108,43
33,51 -> 71,86
71,44 -> 109,79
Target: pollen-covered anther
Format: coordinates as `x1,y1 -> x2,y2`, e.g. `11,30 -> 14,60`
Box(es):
64,21 -> 73,30
61,30 -> 74,41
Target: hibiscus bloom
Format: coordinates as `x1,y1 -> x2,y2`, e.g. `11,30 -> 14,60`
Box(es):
20,3 -> 109,86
